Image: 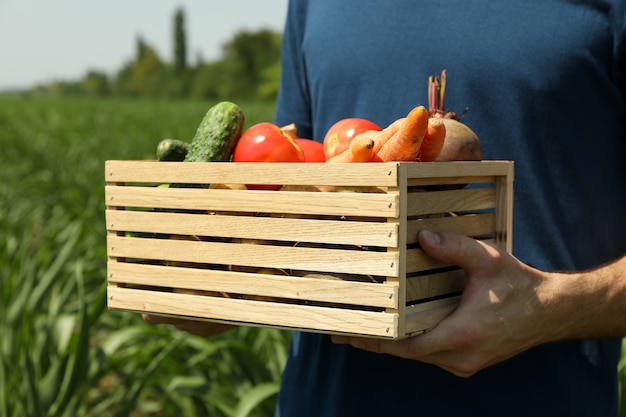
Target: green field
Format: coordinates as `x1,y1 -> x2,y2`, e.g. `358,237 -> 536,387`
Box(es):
1,96 -> 625,416
0,97 -> 289,417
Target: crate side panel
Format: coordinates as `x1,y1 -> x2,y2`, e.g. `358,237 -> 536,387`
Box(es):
407,187 -> 496,216
107,235 -> 399,277
105,160 -> 401,187
405,239 -> 496,273
108,286 -> 399,338
405,269 -> 466,303
105,185 -> 399,218
405,247 -> 450,273
405,213 -> 495,244
404,296 -> 461,335
404,161 -> 513,179
408,175 -> 494,187
106,209 -> 399,248
495,164 -> 515,252
108,262 -> 399,308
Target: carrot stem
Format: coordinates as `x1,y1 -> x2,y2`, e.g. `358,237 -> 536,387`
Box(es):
428,69 -> 457,119
428,75 -> 439,112
439,69 -> 447,112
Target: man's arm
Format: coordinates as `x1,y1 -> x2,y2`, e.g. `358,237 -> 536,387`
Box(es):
332,230 -> 626,377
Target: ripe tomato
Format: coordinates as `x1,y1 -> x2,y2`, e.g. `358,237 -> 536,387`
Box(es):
234,122 -> 305,163
233,122 -> 305,190
323,118 -> 381,160
295,138 -> 326,162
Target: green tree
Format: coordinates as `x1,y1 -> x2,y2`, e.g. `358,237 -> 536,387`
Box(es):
114,36 -> 166,97
168,7 -> 190,97
136,35 -> 149,62
258,61 -> 281,101
174,7 -> 187,73
81,71 -> 109,96
220,29 -> 282,99
189,61 -> 229,100
132,44 -> 165,97
113,61 -> 134,96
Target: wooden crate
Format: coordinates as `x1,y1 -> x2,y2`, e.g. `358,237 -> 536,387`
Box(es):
106,160 -> 513,339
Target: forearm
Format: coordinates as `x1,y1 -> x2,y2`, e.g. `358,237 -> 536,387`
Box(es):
541,254 -> 626,341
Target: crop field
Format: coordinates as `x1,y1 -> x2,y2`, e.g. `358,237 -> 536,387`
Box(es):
1,96 -> 626,416
0,97 -> 289,417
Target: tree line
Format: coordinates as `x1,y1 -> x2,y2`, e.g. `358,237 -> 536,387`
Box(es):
28,8 -> 282,101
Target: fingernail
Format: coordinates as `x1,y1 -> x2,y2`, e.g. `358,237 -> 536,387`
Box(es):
420,230 -> 441,245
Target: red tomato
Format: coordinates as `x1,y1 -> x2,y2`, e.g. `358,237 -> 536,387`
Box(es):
295,138 -> 326,162
233,122 -> 305,190
234,122 -> 305,163
323,118 -> 381,160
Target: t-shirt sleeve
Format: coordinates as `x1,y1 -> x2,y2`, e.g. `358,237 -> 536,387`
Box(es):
273,0 -> 314,140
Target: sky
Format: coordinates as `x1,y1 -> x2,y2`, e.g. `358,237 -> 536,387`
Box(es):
0,0 -> 289,91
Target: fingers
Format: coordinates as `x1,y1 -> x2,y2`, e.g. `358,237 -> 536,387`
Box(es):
171,320 -> 235,338
142,314 -> 235,337
331,330 -> 487,378
418,230 -> 502,273
142,313 -> 175,325
332,326 -> 455,362
331,335 -> 414,359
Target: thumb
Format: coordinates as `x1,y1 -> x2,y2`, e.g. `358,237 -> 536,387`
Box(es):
417,230 -> 498,273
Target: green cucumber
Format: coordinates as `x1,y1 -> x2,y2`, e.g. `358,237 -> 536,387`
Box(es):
184,101 -> 245,162
156,139 -> 190,161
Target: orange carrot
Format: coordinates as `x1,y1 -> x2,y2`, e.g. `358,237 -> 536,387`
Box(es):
326,135 -> 376,163
376,106 -> 430,161
416,117 -> 447,161
371,119 -> 403,154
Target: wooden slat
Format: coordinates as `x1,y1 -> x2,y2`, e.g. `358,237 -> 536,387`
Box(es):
107,235 -> 399,277
107,286 -> 399,338
405,212 -> 495,244
106,210 -> 399,248
390,163 -> 409,336
105,160 -> 401,187
105,185 -> 399,218
405,247 -> 450,273
405,269 -> 466,302
107,262 -> 399,308
408,175 -> 494,187
404,160 -> 513,179
404,238 -> 496,273
404,296 -> 460,335
406,187 -> 495,216
495,163 -> 515,252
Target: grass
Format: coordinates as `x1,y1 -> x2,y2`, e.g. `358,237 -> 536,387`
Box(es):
1,96 -> 625,415
0,96 -> 289,416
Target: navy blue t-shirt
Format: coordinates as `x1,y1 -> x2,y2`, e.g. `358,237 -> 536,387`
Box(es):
274,1 -> 626,416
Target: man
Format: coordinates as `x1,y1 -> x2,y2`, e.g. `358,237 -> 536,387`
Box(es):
148,1 -> 626,415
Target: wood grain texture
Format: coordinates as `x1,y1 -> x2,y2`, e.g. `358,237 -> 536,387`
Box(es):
105,160 -> 514,338
108,286 -> 399,337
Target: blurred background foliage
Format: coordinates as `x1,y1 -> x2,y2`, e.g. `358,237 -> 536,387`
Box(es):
0,97 -> 287,416
22,7 -> 282,103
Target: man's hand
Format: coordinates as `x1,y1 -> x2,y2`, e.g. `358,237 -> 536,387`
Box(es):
332,230 -> 552,377
142,314 -> 235,337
